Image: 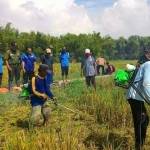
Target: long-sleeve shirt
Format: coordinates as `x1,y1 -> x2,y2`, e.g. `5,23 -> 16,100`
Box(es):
81,56 -> 96,77
127,61 -> 150,103
31,76 -> 53,106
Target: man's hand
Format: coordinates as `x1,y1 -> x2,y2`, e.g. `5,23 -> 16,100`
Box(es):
41,94 -> 48,100
23,68 -> 26,73
8,66 -> 12,71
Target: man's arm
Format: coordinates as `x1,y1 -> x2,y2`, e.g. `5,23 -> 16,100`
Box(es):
22,61 -> 26,73
5,52 -> 11,71
32,77 -> 48,99
6,60 -> 11,71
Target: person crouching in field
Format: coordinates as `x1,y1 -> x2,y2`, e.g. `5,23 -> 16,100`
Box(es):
0,54 -> 3,87
127,56 -> 150,149
30,64 -> 55,127
81,49 -> 96,90
105,62 -> 115,75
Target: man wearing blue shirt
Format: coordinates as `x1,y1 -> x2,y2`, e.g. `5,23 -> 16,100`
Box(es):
0,54 -> 3,87
59,47 -> 70,81
22,47 -> 36,84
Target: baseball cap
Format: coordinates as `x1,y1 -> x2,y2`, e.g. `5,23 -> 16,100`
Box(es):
38,64 -> 49,72
85,48 -> 91,54
46,48 -> 52,53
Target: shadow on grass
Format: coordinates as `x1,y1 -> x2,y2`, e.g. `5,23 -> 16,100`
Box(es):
16,119 -> 29,129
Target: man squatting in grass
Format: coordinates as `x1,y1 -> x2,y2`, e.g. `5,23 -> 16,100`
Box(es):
30,64 -> 56,126
0,54 -> 3,87
59,47 -> 70,82
127,49 -> 150,150
81,49 -> 96,90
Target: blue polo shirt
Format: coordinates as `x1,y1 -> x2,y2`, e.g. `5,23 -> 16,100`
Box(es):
0,55 -> 3,74
21,53 -> 36,73
59,51 -> 70,67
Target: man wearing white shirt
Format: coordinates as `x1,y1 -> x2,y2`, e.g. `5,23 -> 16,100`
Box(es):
127,50 -> 150,150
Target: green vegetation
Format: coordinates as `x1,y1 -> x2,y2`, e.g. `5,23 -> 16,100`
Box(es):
0,61 -> 150,150
0,23 -> 150,61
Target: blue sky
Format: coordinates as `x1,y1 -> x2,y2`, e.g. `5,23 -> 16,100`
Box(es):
75,0 -> 114,9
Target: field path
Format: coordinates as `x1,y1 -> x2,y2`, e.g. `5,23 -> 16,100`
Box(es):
53,75 -> 112,87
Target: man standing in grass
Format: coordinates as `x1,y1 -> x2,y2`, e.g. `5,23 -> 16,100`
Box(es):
127,50 -> 150,150
41,48 -> 54,87
21,47 -> 36,84
0,54 -> 3,87
5,42 -> 21,90
81,49 -> 96,90
59,47 -> 70,82
30,64 -> 56,127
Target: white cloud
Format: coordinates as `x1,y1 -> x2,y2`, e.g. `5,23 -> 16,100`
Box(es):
1,0 -> 150,38
0,0 -> 93,35
95,0 -> 150,38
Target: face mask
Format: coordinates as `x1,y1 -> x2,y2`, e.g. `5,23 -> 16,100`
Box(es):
46,53 -> 51,57
85,53 -> 91,58
62,49 -> 66,53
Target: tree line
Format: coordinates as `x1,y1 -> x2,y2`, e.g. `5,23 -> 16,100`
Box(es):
0,23 -> 150,61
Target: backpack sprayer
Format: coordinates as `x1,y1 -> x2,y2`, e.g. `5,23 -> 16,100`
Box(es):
114,64 -> 150,104
114,64 -> 136,88
19,83 -> 30,98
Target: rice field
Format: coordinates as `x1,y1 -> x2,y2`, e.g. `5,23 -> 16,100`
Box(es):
1,60 -> 150,150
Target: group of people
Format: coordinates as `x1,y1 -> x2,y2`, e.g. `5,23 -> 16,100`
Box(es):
0,42 -> 70,89
2,42 -> 150,150
0,42 -> 114,91
96,57 -> 115,75
0,42 -> 71,127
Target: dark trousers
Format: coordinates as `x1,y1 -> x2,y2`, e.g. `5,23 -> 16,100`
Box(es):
23,71 -> 34,84
85,76 -> 96,89
61,66 -> 69,79
97,65 -> 105,75
8,66 -> 20,89
0,73 -> 2,87
128,99 -> 149,150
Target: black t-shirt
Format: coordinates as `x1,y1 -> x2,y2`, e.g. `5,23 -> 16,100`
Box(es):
41,55 -> 53,71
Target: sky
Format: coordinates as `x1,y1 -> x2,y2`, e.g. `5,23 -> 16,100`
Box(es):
0,0 -> 150,38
